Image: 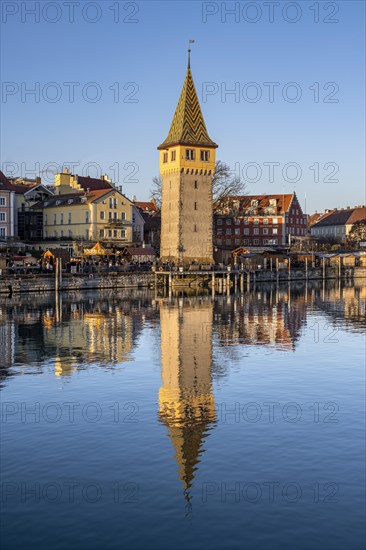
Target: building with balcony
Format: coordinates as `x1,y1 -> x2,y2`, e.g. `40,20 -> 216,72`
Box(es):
33,169 -> 143,246
214,193 -> 307,249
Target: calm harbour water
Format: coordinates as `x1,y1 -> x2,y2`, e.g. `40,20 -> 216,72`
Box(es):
0,280 -> 365,550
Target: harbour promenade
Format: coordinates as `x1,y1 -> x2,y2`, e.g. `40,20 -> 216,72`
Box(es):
1,264 -> 365,295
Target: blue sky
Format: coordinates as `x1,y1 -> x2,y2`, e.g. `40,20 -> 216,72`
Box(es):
1,0 -> 365,212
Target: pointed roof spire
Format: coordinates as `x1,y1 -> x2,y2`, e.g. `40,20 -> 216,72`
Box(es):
158,52 -> 218,150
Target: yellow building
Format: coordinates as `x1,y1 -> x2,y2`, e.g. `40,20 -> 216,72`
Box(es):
158,51 -> 218,265
159,297 -> 216,494
37,169 -> 143,245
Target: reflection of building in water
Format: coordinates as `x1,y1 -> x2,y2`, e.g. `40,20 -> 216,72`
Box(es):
159,298 -> 216,494
0,292 -> 158,382
0,319 -> 15,371
215,287 -> 308,351
48,311 -> 135,376
317,280 -> 366,329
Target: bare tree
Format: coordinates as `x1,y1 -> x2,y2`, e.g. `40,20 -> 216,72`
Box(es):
212,160 -> 246,212
150,175 -> 162,210
150,160 -> 246,212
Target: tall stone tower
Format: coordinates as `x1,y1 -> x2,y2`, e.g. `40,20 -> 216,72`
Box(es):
158,51 -> 218,265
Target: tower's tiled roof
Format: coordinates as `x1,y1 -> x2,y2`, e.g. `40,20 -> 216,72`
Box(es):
158,67 -> 218,150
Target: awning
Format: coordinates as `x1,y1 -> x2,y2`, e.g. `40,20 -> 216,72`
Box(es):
42,249 -> 55,260
83,242 -> 107,256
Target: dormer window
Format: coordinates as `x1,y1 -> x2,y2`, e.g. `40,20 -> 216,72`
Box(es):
163,152 -> 168,163
251,199 -> 258,207
55,200 -> 61,206
186,149 -> 195,161
200,150 -> 210,162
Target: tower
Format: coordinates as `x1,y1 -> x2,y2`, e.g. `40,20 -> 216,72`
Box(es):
158,50 -> 218,265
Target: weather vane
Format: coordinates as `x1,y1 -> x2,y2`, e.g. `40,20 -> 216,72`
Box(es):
188,39 -> 195,68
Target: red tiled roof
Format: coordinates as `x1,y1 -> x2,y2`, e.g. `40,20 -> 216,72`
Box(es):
347,207 -> 366,224
0,171 -> 40,194
313,207 -> 366,227
136,201 -> 159,213
308,212 -> 327,226
217,193 -> 296,214
0,170 -> 13,190
75,176 -> 113,191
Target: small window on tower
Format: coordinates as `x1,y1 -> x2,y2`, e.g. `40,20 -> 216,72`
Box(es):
186,149 -> 195,160
163,153 -> 168,163
194,202 -> 197,210
194,180 -> 198,189
200,150 -> 209,162
194,224 -> 197,232
171,150 -> 176,161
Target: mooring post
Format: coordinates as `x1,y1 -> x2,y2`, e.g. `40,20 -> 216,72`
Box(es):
276,258 -> 279,284
338,256 -> 341,279
322,257 -> 326,280
59,258 -> 62,290
240,272 -> 244,293
55,258 -> 59,293
305,257 -> 308,280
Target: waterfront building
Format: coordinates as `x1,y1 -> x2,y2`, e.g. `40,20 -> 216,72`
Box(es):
310,205 -> 366,242
36,169 -> 144,246
158,51 -> 218,265
214,192 -> 307,249
15,182 -> 54,240
1,171 -> 54,240
0,171 -> 16,240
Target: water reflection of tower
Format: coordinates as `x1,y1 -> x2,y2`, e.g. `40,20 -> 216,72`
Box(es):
159,297 -> 216,501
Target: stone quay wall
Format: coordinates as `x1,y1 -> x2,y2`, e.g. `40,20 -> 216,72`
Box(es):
0,273 -> 155,294
0,267 -> 365,295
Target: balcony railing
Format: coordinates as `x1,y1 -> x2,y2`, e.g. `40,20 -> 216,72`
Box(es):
105,220 -> 132,227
